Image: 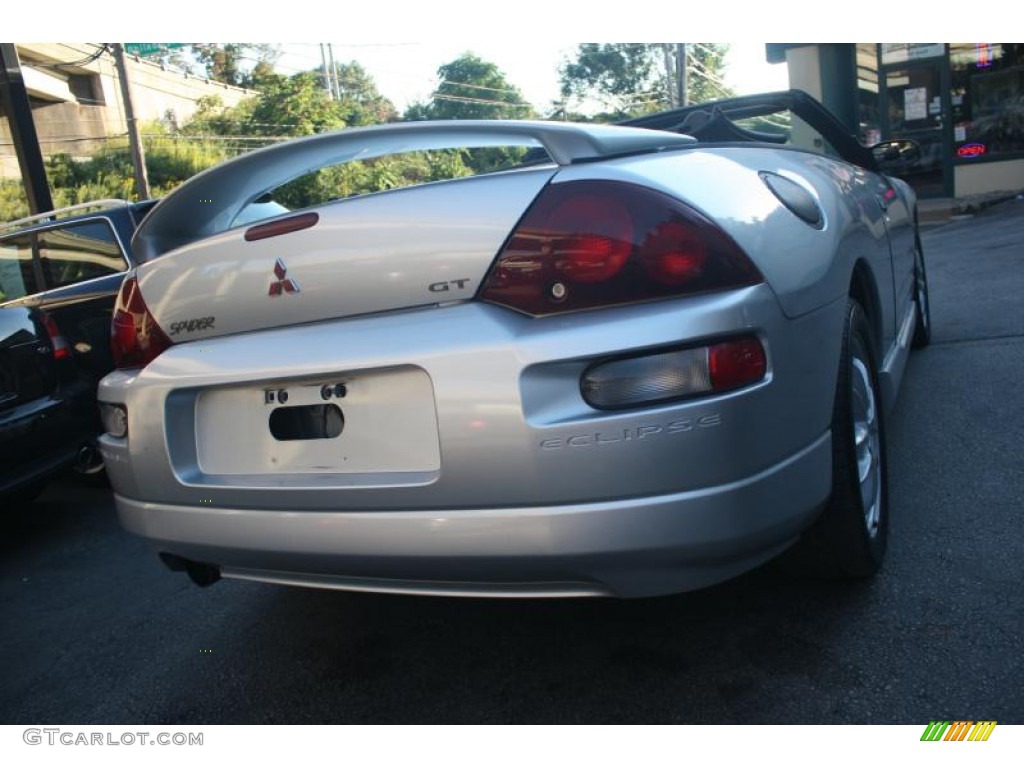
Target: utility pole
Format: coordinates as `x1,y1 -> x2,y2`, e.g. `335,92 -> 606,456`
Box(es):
319,44 -> 334,100
676,43 -> 688,108
0,43 -> 54,214
112,43 -> 150,199
327,43 -> 340,101
662,45 -> 677,108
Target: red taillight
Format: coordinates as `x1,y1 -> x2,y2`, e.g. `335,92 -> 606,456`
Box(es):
709,338 -> 767,392
40,313 -> 71,360
111,275 -> 172,369
640,221 -> 708,286
479,180 -> 762,316
547,195 -> 632,283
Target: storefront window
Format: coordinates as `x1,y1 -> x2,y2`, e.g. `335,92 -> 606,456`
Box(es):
950,43 -> 1024,159
856,44 -> 881,146
884,62 -> 946,197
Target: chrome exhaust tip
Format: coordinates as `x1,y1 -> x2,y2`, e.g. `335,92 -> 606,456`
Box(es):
74,444 -> 105,475
159,552 -> 221,588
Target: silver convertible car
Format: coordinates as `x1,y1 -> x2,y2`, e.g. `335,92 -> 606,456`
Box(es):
98,91 -> 930,598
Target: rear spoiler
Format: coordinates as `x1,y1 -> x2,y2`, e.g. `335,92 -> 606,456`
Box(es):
131,121 -> 696,262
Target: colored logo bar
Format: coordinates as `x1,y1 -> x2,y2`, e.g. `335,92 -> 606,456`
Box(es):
921,721 -> 997,741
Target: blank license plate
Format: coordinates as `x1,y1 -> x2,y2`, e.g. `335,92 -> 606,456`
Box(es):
194,366 -> 440,475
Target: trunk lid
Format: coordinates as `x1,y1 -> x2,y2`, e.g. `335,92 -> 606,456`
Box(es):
138,168 -> 556,342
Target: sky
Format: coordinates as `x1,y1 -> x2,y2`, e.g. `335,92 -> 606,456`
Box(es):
18,1 -> 993,116
273,42 -> 790,114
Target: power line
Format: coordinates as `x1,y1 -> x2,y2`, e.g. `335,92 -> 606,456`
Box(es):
436,79 -> 524,96
428,93 -> 532,108
43,43 -> 110,69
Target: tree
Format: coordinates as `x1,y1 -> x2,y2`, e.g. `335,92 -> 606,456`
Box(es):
190,44 -> 281,88
186,61 -> 397,138
154,46 -> 194,75
559,44 -> 660,117
245,56 -> 280,91
408,53 -> 534,121
248,71 -> 347,136
191,44 -> 245,85
181,65 -> 463,210
401,53 -> 535,173
332,61 -> 398,126
685,44 -> 731,105
559,43 -> 733,119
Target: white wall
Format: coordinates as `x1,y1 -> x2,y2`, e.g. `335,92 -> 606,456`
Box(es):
955,160 -> 1024,198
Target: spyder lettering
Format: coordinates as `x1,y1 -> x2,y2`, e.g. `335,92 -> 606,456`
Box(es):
168,317 -> 215,336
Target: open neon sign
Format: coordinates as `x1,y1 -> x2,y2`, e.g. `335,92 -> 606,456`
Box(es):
957,143 -> 987,158
976,43 -> 993,68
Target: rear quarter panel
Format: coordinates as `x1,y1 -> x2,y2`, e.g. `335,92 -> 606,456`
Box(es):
554,146 -> 896,342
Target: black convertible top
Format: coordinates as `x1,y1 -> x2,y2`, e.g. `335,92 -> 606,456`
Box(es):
619,89 -> 877,172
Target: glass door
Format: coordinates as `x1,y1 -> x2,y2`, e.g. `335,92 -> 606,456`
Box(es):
882,62 -> 951,197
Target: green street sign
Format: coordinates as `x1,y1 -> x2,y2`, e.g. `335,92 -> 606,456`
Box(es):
125,43 -> 186,57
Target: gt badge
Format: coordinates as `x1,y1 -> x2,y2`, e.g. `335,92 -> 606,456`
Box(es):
268,259 -> 300,296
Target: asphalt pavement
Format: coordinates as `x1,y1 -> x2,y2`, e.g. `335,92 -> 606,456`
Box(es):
1,199 -> 1022,724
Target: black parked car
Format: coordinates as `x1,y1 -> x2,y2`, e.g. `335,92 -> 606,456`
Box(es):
0,198 -> 156,505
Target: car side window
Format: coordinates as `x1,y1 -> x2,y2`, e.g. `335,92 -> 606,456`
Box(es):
37,220 -> 127,290
0,234 -> 38,304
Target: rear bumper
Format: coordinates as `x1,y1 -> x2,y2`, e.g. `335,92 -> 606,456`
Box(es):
115,431 -> 831,598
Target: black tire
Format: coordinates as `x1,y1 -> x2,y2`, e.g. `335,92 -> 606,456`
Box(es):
789,299 -> 889,578
911,238 -> 931,349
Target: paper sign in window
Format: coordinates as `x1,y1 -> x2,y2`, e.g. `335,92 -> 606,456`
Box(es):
905,88 -> 928,121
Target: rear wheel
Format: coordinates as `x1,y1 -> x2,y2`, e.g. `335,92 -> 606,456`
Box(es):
912,239 -> 931,348
790,299 -> 888,578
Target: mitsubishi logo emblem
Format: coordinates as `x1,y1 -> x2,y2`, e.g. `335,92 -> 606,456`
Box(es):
268,258 -> 300,296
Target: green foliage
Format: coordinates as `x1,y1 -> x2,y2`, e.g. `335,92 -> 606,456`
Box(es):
559,43 -> 734,118
0,127 -> 230,222
417,53 -> 535,122
249,71 -> 346,136
333,62 -> 398,126
269,150 -> 473,211
687,44 -> 732,105
185,64 -> 396,139
50,125 -> 227,196
401,53 -> 534,172
402,101 -> 432,122
190,44 -> 281,88
0,180 -> 33,222
560,44 -> 660,116
0,52 -> 509,223
191,44 -> 245,86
